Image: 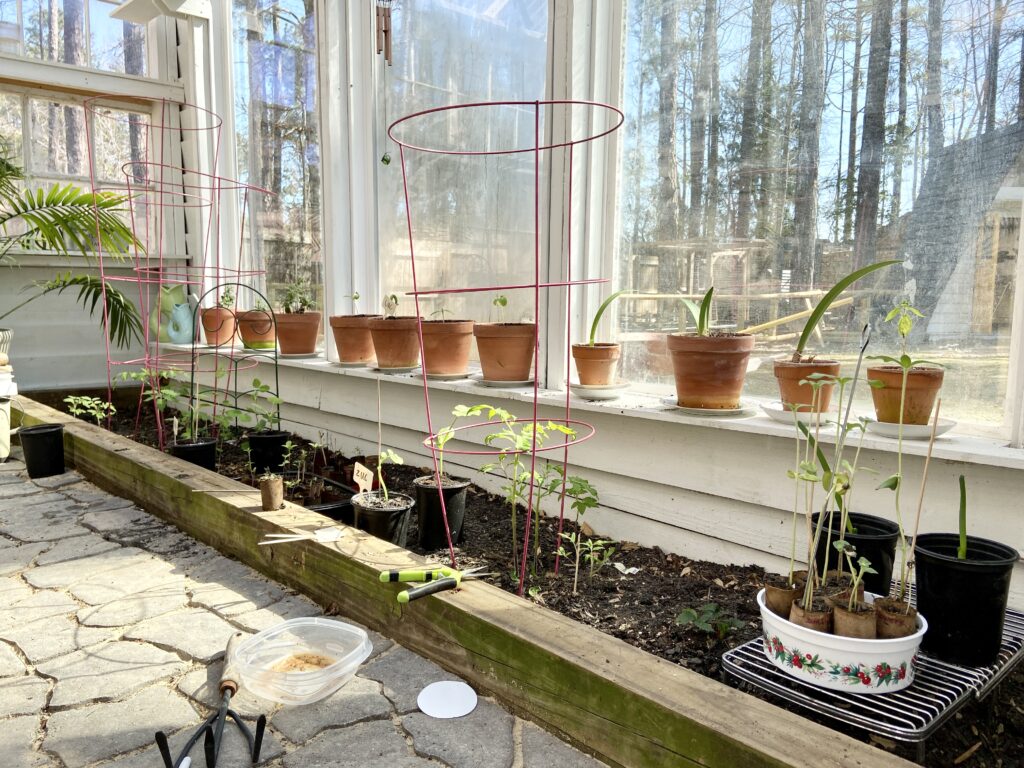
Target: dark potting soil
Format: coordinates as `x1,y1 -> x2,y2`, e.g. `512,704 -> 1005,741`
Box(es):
68,405 -> 1024,767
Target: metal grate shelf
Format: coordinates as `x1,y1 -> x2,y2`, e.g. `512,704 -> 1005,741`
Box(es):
722,607 -> 1024,745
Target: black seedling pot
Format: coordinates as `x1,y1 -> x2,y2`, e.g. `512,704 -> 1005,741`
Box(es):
914,533 -> 1019,666
248,430 -> 289,473
414,476 -> 470,550
169,439 -> 217,471
812,511 -> 900,596
352,492 -> 414,547
19,423 -> 65,479
280,471 -> 354,524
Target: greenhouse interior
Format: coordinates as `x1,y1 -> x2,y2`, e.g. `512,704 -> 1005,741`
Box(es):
0,1 -> 1022,766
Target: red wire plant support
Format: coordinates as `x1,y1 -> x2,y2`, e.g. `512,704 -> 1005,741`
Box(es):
388,100 -> 623,595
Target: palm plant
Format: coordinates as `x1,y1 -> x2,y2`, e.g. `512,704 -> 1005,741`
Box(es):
0,153 -> 143,349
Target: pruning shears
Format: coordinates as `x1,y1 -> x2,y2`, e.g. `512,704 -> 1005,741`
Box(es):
379,566 -> 492,603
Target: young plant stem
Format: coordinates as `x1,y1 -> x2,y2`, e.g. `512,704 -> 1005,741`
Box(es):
957,473 -> 968,560
905,399 -> 942,611
788,408 -> 802,584
894,365 -> 910,599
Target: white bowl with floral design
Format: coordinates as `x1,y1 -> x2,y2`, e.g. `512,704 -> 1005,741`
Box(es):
757,589 -> 928,694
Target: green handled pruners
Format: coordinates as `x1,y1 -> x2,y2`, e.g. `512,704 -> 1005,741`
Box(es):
379,565 -> 492,603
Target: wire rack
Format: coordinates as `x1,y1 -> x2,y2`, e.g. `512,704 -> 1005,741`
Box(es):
723,607 -> 1024,749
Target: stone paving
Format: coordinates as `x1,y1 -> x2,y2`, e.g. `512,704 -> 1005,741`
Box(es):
0,453 -> 605,768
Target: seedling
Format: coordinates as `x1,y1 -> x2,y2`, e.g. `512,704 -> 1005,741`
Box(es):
376,448 -> 403,501
586,289 -> 626,346
63,395 -> 116,425
554,474 -> 599,593
431,307 -> 452,321
492,294 -> 508,323
675,603 -> 745,641
282,280 -> 314,314
679,286 -> 714,336
832,540 -> 877,612
217,286 -> 235,309
382,293 -> 399,318
957,474 -> 968,560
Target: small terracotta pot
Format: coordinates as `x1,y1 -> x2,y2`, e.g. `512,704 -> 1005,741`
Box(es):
788,598 -> 833,633
237,309 -> 277,350
666,333 -> 754,408
773,359 -> 841,412
474,323 -> 536,381
276,312 -> 321,355
833,602 -> 877,639
259,475 -> 283,511
368,316 -> 422,369
572,343 -> 621,385
866,365 -> 944,425
874,598 -> 918,639
421,320 -> 474,375
329,315 -> 380,364
200,307 -> 236,346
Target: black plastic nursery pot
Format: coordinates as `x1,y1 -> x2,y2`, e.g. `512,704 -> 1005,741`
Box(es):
18,423 -> 65,479
352,491 -> 414,547
169,439 -> 217,471
248,430 -> 289,473
413,476 -> 470,550
914,532 -> 1019,667
280,471 -> 354,523
812,511 -> 900,596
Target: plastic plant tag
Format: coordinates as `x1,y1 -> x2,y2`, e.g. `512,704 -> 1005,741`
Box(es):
416,681 -> 478,719
353,461 -> 374,494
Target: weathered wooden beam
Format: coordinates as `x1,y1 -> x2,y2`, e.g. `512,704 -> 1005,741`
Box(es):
13,397 -> 914,768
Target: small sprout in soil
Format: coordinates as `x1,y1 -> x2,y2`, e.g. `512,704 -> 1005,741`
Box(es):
217,286 -> 234,309
958,474 -> 968,560
64,395 -> 116,425
675,603 -> 745,641
377,447 -> 403,501
833,540 -> 877,612
382,293 -> 399,318
492,294 -> 507,323
431,306 -> 451,321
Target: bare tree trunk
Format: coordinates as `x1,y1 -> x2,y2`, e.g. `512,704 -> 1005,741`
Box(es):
1019,33 -> 1024,122
981,0 -> 1007,133
853,0 -> 893,269
754,19 -> 775,239
63,0 -> 86,175
705,0 -> 720,241
735,0 -> 770,239
890,0 -> 909,222
926,0 -> 944,159
46,0 -> 59,172
124,21 -> 147,184
793,0 -> 825,288
689,0 -> 715,239
843,0 -> 864,242
654,3 -> 680,242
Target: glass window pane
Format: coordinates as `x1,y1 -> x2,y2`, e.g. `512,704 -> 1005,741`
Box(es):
30,98 -> 88,177
90,105 -> 149,182
616,0 -> 1021,432
89,0 -> 147,75
21,0 -> 86,66
0,91 -> 24,159
376,1 -> 549,342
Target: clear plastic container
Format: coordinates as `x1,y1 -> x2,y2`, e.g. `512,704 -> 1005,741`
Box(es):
232,617 -> 372,705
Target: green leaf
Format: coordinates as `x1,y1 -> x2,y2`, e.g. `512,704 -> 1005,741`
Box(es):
588,289 -> 626,346
877,474 -> 901,491
697,287 -> 714,336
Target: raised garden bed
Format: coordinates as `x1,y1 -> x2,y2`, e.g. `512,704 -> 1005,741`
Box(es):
14,396 -> 1022,767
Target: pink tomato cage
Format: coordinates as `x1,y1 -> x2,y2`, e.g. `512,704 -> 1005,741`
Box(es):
388,100 -> 623,594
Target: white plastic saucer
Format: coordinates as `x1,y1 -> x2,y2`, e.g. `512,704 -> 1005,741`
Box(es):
760,402 -> 833,425
660,395 -> 754,417
865,418 -> 956,440
280,351 -> 322,359
472,374 -> 535,388
569,382 -> 627,401
372,365 -> 419,374
417,680 -> 478,719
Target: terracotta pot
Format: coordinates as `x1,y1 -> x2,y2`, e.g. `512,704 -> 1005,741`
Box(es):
276,312 -> 321,355
665,333 -> 754,409
866,365 -> 944,425
237,309 -> 277,350
833,603 -> 877,639
788,598 -> 833,633
474,323 -> 536,381
421,320 -> 474,375
773,359 -> 841,412
329,315 -> 381,364
200,307 -> 236,346
874,598 -> 918,639
367,316 -> 422,369
259,475 -> 283,511
571,343 -> 621,386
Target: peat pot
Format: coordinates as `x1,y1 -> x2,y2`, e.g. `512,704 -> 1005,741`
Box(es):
276,312 -> 321,355
413,475 -> 470,550
571,343 -> 621,386
18,423 -> 65,479
914,533 -> 1019,666
666,333 -> 754,409
812,511 -> 900,596
329,315 -> 380,364
352,491 -> 414,547
758,589 -> 926,693
866,365 -> 944,425
773,359 -> 841,412
169,438 -> 217,471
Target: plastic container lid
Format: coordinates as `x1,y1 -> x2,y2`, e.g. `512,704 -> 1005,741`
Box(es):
232,617 -> 372,705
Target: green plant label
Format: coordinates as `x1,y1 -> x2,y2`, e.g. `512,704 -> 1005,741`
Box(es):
353,462 -> 374,494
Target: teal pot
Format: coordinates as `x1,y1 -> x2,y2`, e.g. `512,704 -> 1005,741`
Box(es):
18,423 -> 65,478
169,439 -> 217,471
413,475 -> 470,550
914,533 -> 1019,666
352,491 -> 414,547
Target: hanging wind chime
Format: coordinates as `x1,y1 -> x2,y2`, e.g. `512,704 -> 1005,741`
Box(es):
376,1 -> 394,166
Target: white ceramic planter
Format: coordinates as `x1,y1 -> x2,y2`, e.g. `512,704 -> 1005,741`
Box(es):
757,589 -> 928,694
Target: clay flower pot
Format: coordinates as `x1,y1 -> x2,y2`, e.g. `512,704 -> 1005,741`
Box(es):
772,359 -> 841,412
421,320 -> 474,376
866,365 -> 944,425
367,316 -> 421,369
474,323 -> 536,381
665,333 -> 754,409
237,309 -> 277,350
276,312 -> 321,355
571,343 -> 621,386
200,307 -> 236,346
329,314 -> 381,364
259,475 -> 284,511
